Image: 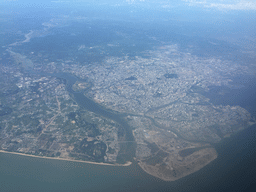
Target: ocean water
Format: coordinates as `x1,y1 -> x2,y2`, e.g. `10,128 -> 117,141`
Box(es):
1,123 -> 256,192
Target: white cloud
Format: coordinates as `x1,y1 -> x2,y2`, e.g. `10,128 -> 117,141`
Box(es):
184,0 -> 256,10
51,1 -> 70,3
207,2 -> 256,10
126,0 -> 145,3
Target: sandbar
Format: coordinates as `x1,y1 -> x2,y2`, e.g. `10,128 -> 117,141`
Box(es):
0,150 -> 132,167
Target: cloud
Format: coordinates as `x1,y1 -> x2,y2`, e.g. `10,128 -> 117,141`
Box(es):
51,1 -> 70,3
184,0 -> 256,10
206,2 -> 256,10
126,0 -> 145,4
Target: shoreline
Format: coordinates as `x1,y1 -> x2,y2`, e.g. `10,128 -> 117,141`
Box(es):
0,150 -> 132,167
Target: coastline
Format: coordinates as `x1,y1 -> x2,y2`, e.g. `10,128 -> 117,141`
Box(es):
0,150 -> 132,167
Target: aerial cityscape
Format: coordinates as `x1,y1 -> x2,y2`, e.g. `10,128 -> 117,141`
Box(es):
0,0 -> 256,191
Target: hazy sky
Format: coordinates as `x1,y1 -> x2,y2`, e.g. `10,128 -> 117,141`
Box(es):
183,0 -> 256,10
2,0 -> 256,10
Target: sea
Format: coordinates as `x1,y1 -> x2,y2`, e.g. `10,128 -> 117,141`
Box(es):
0,125 -> 256,192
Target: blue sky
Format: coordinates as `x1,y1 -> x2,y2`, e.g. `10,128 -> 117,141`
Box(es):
2,0 -> 256,10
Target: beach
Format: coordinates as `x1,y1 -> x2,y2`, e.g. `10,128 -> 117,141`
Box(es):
0,150 -> 132,167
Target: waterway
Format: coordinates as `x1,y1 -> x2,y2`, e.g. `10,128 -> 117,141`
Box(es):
52,72 -> 136,163
0,73 -> 256,192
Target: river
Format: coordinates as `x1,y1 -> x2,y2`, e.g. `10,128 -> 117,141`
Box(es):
0,73 -> 256,192
52,72 -> 136,163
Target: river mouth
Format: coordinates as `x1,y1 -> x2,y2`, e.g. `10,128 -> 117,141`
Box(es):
45,72 -> 136,164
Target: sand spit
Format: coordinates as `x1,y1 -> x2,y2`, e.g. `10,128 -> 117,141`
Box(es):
0,150 -> 132,167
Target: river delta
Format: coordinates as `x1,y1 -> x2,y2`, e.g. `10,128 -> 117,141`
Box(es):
0,41 -> 255,181
0,8 -> 256,181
